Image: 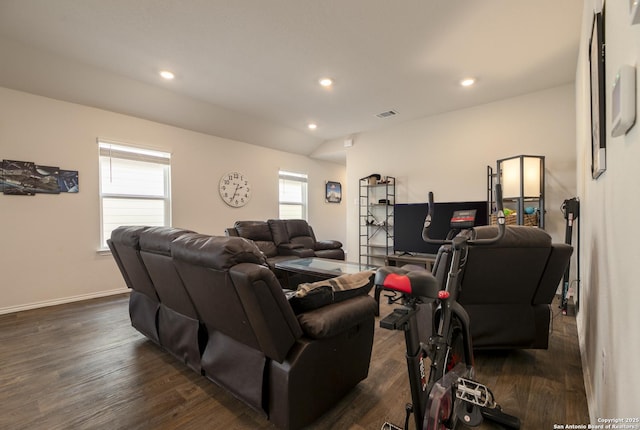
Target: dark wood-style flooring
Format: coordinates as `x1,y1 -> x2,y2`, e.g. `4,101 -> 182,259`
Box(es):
0,293 -> 589,429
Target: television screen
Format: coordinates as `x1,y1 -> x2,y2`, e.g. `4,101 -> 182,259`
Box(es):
393,201 -> 489,255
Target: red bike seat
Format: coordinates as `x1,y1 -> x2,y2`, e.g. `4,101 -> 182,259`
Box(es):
375,266 -> 441,299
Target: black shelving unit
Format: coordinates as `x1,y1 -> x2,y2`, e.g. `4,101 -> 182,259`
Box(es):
359,175 -> 395,265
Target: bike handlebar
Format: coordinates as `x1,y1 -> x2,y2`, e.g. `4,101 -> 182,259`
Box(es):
422,184 -> 506,246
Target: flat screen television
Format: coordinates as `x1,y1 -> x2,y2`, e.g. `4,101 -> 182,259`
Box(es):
393,201 -> 489,255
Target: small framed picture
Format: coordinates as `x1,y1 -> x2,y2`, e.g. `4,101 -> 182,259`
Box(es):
325,181 -> 342,203
58,170 -> 79,193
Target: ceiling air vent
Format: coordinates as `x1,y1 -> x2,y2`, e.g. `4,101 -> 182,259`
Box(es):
375,110 -> 398,119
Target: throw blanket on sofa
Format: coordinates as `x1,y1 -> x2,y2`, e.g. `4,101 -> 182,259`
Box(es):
288,270 -> 375,314
296,270 -> 375,298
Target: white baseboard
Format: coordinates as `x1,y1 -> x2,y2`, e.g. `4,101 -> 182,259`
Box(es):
0,288 -> 129,315
577,314 -> 595,422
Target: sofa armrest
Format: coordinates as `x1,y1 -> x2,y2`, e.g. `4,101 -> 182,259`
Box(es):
225,227 -> 239,237
533,243 -> 573,304
297,295 -> 377,339
314,239 -> 343,250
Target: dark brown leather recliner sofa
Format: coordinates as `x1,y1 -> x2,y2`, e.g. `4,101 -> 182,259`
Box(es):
108,226 -> 377,430
225,219 -> 345,269
224,220 -> 309,271
269,219 -> 345,260
430,225 -> 573,350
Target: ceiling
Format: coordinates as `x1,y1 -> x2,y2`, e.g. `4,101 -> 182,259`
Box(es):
0,0 -> 583,162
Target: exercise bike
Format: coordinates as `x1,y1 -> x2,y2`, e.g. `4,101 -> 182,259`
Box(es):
376,185 -> 520,430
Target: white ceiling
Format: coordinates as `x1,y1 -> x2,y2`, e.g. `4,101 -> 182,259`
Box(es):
0,0 -> 583,162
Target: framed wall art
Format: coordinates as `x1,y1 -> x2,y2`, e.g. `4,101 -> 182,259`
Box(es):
34,165 -> 61,194
325,181 -> 342,203
589,11 -> 606,179
2,160 -> 36,195
1,159 -> 79,194
58,170 -> 79,192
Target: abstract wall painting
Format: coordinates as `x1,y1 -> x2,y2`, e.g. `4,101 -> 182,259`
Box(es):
1,159 -> 79,195
1,160 -> 36,195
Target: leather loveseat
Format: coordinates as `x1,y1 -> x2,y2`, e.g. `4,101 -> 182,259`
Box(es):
224,220 -> 308,271
108,226 -> 377,430
225,219 -> 345,268
431,225 -> 573,349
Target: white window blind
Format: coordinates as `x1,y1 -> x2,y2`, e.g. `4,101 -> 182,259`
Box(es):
279,170 -> 308,220
99,141 -> 171,249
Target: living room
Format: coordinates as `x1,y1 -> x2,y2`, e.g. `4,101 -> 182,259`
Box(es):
1,0 -> 639,427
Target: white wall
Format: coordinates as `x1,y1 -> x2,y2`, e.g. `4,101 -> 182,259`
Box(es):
575,0 -> 640,420
0,87 -> 345,313
343,84 -> 577,257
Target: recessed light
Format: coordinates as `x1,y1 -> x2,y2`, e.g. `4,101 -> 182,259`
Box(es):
160,70 -> 175,80
308,123 -> 318,130
460,78 -> 476,87
319,78 -> 333,87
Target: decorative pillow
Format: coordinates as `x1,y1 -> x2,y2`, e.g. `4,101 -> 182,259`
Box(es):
288,270 -> 375,314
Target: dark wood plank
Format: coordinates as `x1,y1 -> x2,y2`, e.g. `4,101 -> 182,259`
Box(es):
0,294 -> 589,429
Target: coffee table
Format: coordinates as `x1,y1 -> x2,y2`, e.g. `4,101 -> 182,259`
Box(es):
275,257 -> 377,279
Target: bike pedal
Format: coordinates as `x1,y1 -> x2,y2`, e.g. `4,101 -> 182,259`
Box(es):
456,377 -> 492,408
480,406 -> 521,429
380,308 -> 410,330
380,422 -> 403,430
455,400 -> 483,427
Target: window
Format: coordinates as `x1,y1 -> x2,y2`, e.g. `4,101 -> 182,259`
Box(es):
99,141 -> 171,249
279,170 -> 307,220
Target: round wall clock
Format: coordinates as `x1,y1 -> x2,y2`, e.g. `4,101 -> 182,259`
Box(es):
219,171 -> 251,207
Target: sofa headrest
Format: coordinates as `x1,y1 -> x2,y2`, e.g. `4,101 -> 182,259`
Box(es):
234,221 -> 273,242
110,226 -> 150,248
284,219 -> 311,238
267,219 -> 288,246
139,227 -> 195,255
172,233 -> 267,270
470,225 -> 551,248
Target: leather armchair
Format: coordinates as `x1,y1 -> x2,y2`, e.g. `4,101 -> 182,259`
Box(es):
431,225 -> 573,349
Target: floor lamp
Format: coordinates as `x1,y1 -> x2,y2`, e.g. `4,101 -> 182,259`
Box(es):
496,155 -> 545,228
